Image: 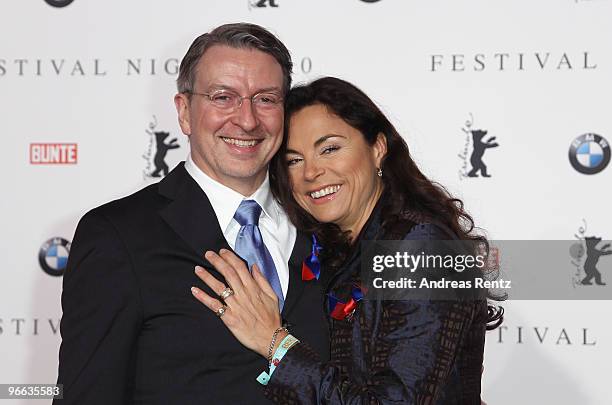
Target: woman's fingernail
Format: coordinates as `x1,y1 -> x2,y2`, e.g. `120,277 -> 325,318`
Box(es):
195,266 -> 203,273
219,249 -> 228,255
191,287 -> 199,295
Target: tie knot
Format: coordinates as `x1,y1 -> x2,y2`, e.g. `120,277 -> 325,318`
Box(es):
234,199 -> 262,226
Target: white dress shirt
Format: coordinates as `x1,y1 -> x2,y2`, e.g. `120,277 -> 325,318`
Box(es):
184,154 -> 296,297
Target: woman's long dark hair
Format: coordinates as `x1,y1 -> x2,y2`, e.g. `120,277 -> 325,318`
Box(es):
270,77 -> 503,329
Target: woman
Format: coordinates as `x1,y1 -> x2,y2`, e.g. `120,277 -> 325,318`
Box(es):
191,77 -> 503,404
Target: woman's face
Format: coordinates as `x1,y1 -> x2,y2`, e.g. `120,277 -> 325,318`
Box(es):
286,104 -> 386,235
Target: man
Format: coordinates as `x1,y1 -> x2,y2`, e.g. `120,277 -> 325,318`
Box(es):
55,23 -> 329,404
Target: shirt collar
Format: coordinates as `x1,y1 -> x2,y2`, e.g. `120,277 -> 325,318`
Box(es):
184,154 -> 279,232
249,173 -> 279,225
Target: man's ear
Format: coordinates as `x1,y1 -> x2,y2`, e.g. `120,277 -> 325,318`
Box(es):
373,132 -> 388,168
174,93 -> 192,136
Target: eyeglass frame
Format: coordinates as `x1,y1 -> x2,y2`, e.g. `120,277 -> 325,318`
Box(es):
185,88 -> 284,113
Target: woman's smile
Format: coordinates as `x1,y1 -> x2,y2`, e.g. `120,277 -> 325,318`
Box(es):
306,184 -> 342,203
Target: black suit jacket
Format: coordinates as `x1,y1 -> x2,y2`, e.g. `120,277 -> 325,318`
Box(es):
55,163 -> 330,405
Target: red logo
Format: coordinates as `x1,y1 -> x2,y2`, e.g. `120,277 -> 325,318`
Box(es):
30,143 -> 78,164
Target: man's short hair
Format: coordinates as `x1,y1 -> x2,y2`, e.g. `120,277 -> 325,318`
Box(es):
177,22 -> 292,95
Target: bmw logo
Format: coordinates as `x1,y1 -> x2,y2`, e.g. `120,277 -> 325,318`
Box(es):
44,0 -> 75,8
39,237 -> 71,276
569,133 -> 610,175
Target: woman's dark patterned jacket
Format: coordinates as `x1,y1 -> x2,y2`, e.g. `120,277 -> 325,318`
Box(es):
264,206 -> 488,405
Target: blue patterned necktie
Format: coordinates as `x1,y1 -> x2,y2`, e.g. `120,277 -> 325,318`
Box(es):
233,199 -> 284,312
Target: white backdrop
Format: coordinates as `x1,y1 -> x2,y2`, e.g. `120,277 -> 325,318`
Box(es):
1,0 -> 611,404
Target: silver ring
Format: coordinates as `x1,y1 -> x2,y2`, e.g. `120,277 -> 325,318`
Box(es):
219,287 -> 234,300
215,305 -> 227,318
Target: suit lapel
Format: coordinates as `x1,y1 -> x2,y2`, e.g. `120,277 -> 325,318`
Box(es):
158,163 -> 231,265
281,230 -> 311,317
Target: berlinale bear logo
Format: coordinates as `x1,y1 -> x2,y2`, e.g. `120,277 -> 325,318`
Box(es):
467,129 -> 499,177
582,237 -> 611,285
570,219 -> 612,286
151,131 -> 179,177
249,0 -> 279,8
458,114 -> 500,179
143,115 -> 180,179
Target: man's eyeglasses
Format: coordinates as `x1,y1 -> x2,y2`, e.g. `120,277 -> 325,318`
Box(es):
187,89 -> 283,113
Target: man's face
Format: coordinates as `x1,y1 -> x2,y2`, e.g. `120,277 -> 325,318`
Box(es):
175,45 -> 284,194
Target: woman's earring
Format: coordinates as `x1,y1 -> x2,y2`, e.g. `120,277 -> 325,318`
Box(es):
377,168 -> 383,177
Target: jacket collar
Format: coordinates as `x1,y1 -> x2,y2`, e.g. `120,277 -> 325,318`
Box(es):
282,230 -> 310,317
158,162 -> 231,267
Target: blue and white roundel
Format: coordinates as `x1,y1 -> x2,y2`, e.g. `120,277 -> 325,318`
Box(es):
569,133 -> 610,175
575,141 -> 604,168
45,243 -> 69,270
39,237 -> 71,276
